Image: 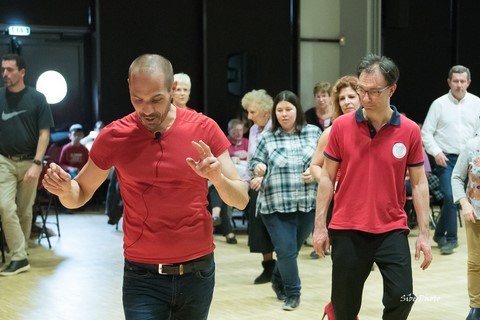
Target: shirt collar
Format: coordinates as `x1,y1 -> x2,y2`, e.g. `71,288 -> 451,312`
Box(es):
448,90 -> 467,104
355,105 -> 401,126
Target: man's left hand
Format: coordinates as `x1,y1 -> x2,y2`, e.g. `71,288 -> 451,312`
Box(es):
415,234 -> 432,270
186,140 -> 222,182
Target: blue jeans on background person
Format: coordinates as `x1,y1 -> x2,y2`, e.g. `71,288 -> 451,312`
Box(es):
261,210 -> 315,298
122,257 -> 215,320
434,153 -> 458,243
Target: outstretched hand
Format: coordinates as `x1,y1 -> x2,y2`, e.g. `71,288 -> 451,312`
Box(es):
186,140 -> 222,182
42,162 -> 73,196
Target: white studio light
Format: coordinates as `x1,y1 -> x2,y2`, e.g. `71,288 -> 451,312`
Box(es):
36,70 -> 68,104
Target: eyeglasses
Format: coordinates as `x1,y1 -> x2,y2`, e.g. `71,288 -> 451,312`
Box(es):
355,85 -> 390,98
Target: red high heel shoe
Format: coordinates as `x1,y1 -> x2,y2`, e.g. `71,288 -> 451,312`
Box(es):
322,302 -> 334,319
322,302 -> 359,320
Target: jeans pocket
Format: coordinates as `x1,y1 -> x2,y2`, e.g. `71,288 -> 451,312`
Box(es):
194,260 -> 215,280
124,261 -> 151,277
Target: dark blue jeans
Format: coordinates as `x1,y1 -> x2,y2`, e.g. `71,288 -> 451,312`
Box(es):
122,257 -> 215,320
261,210 -> 315,298
435,154 -> 458,243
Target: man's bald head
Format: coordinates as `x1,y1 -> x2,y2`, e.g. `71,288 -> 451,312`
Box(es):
128,54 -> 174,89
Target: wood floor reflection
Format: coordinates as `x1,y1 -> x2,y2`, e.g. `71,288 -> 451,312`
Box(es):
0,210 -> 469,320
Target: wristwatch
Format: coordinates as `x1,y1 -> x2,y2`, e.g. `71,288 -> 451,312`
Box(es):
33,159 -> 42,166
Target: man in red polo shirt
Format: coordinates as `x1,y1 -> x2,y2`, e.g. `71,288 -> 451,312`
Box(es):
313,54 -> 432,320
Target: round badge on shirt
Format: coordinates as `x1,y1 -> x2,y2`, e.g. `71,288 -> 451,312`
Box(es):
392,143 -> 407,159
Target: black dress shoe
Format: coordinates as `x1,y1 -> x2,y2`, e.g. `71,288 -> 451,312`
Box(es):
467,307 -> 480,320
212,216 -> 222,226
282,296 -> 300,311
226,236 -> 237,244
272,282 -> 286,301
0,259 -> 30,276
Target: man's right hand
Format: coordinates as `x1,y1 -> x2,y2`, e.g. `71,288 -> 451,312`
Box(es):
313,226 -> 330,258
434,152 -> 448,167
42,163 -> 72,196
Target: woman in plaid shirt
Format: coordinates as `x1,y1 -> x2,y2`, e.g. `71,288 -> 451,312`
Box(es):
249,90 -> 321,311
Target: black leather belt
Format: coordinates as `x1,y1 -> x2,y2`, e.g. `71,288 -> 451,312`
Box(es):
1,154 -> 34,161
125,252 -> 213,276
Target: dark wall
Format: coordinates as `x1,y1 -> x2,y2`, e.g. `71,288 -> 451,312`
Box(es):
1,0 -> 297,132
97,0 -> 297,132
203,0 -> 298,132
0,1 -> 90,27
382,0 -> 480,124
457,0 -> 480,93
96,0 -> 204,123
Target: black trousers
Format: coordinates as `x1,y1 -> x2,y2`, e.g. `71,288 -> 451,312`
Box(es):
208,186 -> 234,236
246,189 -> 274,253
330,229 -> 414,320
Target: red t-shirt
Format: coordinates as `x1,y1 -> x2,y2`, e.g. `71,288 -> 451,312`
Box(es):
324,108 -> 424,233
90,107 -> 230,264
228,136 -> 249,159
59,143 -> 89,172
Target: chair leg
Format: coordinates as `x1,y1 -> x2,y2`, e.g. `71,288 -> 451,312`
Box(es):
458,207 -> 463,228
48,195 -> 61,237
38,205 -> 52,249
429,202 -> 440,230
429,209 -> 437,230
0,223 -> 5,264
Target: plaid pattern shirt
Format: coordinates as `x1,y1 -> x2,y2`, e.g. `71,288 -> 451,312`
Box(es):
427,173 -> 444,202
249,124 -> 321,215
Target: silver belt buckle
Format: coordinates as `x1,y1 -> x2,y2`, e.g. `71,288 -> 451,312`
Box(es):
158,264 -> 184,275
158,264 -> 168,275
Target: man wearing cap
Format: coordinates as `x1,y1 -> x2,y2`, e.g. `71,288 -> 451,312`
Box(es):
59,124 -> 89,179
0,53 -> 54,276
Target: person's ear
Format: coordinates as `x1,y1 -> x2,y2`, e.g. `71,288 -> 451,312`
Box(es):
389,83 -> 397,96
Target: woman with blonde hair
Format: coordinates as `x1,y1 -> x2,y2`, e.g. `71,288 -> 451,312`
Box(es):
241,89 -> 276,285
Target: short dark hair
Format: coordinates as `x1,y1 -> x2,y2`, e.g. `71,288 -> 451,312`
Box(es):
2,53 -> 26,71
227,118 -> 243,131
271,90 -> 305,134
357,54 -> 399,86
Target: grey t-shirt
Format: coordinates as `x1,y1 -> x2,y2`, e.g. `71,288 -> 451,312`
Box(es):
0,86 -> 55,155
